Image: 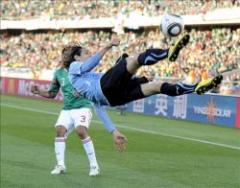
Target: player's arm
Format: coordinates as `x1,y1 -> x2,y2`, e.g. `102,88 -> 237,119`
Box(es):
31,76 -> 60,98
94,104 -> 127,152
31,85 -> 57,98
69,38 -> 120,75
97,38 -> 120,59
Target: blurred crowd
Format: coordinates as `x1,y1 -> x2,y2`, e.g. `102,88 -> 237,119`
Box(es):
1,27 -> 239,95
1,0 -> 240,20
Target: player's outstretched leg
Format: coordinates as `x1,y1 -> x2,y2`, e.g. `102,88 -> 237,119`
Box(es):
140,75 -> 223,97
126,34 -> 190,75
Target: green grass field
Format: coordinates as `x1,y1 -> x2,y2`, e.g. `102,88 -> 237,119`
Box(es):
1,95 -> 240,188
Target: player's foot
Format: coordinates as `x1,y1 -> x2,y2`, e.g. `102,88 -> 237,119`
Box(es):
195,75 -> 223,95
168,34 -> 190,61
51,165 -> 66,175
89,165 -> 100,176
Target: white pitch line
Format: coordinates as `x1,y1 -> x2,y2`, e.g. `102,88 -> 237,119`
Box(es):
1,103 -> 240,151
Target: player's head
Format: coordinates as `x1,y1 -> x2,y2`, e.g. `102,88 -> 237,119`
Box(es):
61,43 -> 91,68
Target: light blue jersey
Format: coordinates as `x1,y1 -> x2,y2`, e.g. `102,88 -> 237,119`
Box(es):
69,53 -> 109,106
69,53 -> 116,133
68,53 -> 116,132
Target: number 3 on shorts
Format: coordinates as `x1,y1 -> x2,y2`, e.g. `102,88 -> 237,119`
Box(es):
73,108 -> 92,129
80,115 -> 86,123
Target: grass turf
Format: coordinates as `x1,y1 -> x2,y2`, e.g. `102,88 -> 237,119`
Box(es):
1,95 -> 240,188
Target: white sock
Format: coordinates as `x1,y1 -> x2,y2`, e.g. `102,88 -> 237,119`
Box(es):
54,137 -> 66,167
82,137 -> 98,167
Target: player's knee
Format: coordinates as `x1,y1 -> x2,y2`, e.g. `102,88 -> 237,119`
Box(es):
76,126 -> 88,139
126,55 -> 138,65
56,125 -> 67,137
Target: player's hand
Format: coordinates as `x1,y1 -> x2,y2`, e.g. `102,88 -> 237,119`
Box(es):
112,129 -> 127,152
110,38 -> 120,47
31,85 -> 40,94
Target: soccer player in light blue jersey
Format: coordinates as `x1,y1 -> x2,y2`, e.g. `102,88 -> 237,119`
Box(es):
67,35 -> 223,108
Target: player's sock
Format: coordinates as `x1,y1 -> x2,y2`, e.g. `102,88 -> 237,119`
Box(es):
160,82 -> 197,96
54,137 -> 66,167
138,48 -> 168,66
82,137 -> 98,167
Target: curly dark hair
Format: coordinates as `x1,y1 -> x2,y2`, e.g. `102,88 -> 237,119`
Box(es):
61,43 -> 82,68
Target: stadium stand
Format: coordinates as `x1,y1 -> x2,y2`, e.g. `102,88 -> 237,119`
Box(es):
1,0 -> 240,20
1,0 -> 239,95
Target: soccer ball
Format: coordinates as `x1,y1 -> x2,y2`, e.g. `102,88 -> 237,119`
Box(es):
160,14 -> 184,37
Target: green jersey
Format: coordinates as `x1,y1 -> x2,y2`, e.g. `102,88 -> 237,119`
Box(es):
49,67 -> 92,110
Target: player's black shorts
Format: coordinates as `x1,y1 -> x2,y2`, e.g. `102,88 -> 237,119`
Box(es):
100,54 -> 146,106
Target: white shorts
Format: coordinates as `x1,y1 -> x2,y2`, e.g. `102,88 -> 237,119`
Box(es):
55,108 -> 93,131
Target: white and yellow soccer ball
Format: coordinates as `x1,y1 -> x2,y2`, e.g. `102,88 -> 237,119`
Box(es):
160,14 -> 184,38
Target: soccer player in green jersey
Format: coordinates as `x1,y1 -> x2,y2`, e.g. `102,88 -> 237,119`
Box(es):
31,61 -> 126,176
